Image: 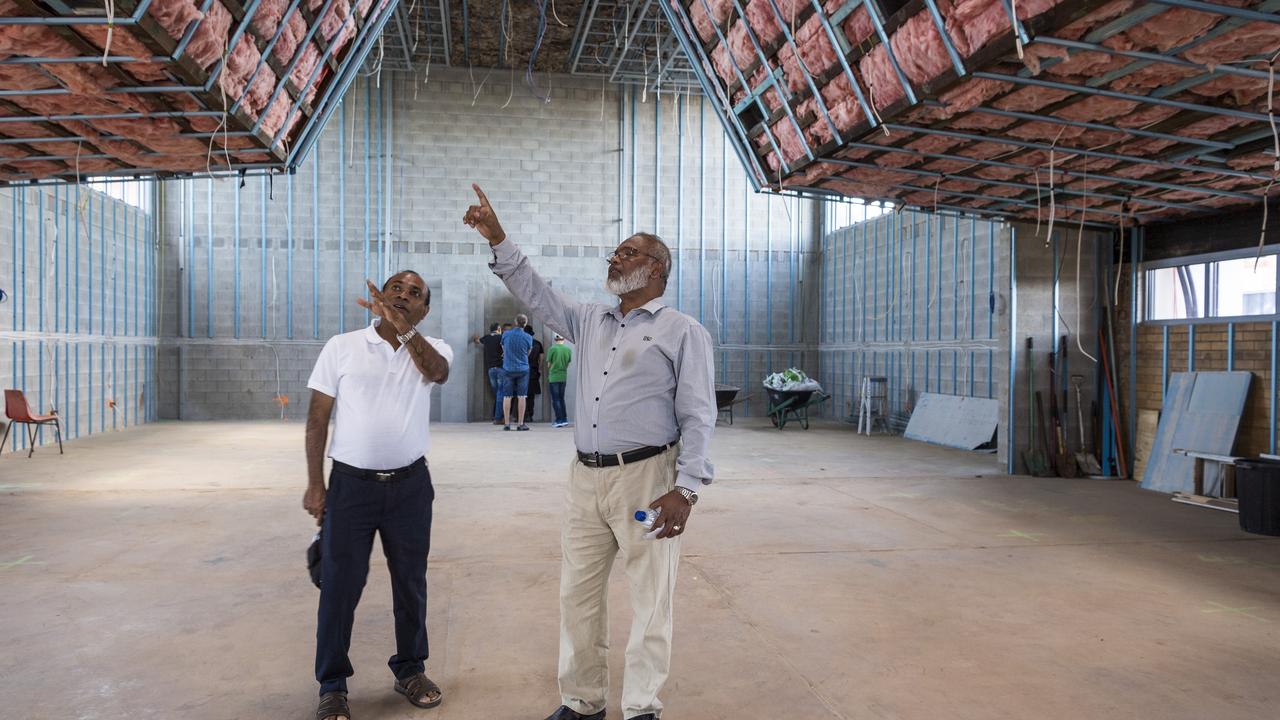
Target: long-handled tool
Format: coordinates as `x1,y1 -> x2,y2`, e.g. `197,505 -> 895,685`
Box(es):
1022,337 -> 1051,476
1048,347 -> 1078,477
1071,373 -> 1103,475
1035,391 -> 1056,477
1099,327 -> 1128,477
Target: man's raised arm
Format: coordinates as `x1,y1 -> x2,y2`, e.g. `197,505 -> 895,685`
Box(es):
463,184 -> 585,343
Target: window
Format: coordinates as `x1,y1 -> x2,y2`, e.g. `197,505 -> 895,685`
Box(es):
823,198 -> 889,234
85,177 -> 152,211
1145,252 -> 1278,322
1212,255 -> 1276,316
1147,264 -> 1206,320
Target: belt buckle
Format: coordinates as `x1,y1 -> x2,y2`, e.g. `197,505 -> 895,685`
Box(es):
592,452 -> 602,466
375,471 -> 394,482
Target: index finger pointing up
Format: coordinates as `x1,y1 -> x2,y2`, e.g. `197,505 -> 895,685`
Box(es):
472,183 -> 491,208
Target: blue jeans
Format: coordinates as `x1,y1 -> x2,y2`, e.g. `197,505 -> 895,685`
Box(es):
487,367 -> 505,420
316,459 -> 434,694
549,381 -> 567,424
502,369 -> 529,397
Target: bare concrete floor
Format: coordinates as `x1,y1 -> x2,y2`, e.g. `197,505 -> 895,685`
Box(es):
2,419 -> 1278,720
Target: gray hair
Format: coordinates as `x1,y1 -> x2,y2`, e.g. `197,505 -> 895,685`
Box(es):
515,313 -> 528,327
630,232 -> 671,283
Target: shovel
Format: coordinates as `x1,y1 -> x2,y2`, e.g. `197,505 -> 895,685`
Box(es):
1071,374 -> 1103,475
1022,337 -> 1051,476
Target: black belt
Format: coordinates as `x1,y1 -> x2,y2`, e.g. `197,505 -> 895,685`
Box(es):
577,443 -> 674,468
333,457 -> 425,482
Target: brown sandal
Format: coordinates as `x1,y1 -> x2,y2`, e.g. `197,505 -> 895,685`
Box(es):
394,672 -> 443,708
317,691 -> 350,720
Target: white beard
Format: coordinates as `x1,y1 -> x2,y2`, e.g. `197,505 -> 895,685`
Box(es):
606,266 -> 650,296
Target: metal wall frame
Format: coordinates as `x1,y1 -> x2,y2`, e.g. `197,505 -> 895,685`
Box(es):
3,181 -> 159,452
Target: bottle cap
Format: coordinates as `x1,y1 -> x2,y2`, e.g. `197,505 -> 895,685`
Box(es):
634,510 -> 647,521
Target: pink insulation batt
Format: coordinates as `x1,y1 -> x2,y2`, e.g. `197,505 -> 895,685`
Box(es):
0,0 -> 379,180
680,0 -> 1276,221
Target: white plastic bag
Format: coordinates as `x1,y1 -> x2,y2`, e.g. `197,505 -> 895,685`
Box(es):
762,368 -> 823,392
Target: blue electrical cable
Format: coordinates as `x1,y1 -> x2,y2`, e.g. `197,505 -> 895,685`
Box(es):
526,0 -> 551,103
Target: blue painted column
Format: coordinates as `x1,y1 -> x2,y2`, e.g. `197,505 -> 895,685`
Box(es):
206,179 -> 213,338
234,178 -> 241,338
1007,226 -> 1019,474
339,100 -> 347,333
261,178 -> 268,338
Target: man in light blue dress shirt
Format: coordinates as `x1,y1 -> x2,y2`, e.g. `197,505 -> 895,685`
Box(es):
465,184 -> 716,720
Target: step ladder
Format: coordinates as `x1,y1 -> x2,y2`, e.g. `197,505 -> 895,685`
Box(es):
857,376 -> 890,435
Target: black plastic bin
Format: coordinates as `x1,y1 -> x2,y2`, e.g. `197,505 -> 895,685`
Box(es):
1235,459 -> 1280,536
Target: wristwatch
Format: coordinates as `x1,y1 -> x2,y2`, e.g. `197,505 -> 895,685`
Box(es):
676,487 -> 699,506
396,327 -> 419,345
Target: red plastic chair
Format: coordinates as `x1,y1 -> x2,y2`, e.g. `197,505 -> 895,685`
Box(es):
2,389 -> 63,458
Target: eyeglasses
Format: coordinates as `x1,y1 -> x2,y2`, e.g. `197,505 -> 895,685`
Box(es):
606,248 -> 659,263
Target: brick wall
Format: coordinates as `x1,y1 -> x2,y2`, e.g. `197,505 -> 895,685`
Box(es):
1131,322 -> 1274,457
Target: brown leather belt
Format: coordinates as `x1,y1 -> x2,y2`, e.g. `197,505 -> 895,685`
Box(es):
577,442 -> 674,468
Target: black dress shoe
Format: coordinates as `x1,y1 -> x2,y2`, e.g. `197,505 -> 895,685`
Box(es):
543,706 -> 605,720
628,715 -> 656,720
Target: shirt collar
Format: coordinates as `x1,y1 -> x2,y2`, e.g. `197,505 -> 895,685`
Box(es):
364,318 -> 384,344
605,298 -> 667,320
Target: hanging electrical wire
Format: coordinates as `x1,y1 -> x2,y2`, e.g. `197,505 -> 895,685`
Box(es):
1115,200 -> 1127,309
1033,168 -> 1042,240
409,0 -> 421,54
502,63 -> 516,109
1255,52 -> 1279,269
1075,175 -> 1099,363
206,40 -> 233,175
654,36 -> 662,99
641,48 -> 648,103
1045,125 -> 1067,247
526,0 -> 552,102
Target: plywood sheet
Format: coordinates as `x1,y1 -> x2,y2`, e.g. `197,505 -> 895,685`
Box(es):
904,393 -> 998,450
1140,372 -> 1252,493
1133,409 -> 1160,482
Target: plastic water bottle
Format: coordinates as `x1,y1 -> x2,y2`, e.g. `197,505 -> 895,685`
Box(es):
634,508 -> 662,540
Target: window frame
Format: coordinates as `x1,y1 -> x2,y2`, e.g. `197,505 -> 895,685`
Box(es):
1142,245 -> 1280,326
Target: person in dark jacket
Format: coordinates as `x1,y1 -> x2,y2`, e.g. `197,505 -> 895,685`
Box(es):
472,323 -> 505,423
524,325 -> 545,423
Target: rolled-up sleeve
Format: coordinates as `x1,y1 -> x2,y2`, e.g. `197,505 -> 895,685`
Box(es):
673,321 -> 717,491
489,239 -> 584,343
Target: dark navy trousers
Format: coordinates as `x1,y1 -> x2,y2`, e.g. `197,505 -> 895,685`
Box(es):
316,459 -> 433,695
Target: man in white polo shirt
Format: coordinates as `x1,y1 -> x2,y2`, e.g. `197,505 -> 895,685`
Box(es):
303,271 -> 453,720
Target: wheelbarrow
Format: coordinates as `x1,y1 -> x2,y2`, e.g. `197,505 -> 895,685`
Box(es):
715,384 -> 744,425
765,387 -> 830,430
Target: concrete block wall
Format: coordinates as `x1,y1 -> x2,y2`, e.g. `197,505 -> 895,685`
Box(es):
159,70 -> 822,422
817,209 -> 1006,427
814,208 -> 1108,473
1,183 -> 159,452
1003,223 -> 1106,475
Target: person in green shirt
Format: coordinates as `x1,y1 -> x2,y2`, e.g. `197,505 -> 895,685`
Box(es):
546,335 -> 573,427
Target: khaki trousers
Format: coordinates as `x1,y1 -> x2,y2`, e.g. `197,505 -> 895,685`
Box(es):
559,445 -> 681,719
